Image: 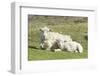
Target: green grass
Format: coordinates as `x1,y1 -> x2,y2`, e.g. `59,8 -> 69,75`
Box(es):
28,15 -> 88,61
28,48 -> 88,61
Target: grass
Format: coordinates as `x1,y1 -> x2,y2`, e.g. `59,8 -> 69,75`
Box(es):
28,48 -> 88,60
28,15 -> 88,61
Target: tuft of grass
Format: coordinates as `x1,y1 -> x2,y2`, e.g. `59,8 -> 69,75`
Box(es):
28,15 -> 88,61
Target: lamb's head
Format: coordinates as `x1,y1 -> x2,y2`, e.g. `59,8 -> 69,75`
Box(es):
56,39 -> 65,49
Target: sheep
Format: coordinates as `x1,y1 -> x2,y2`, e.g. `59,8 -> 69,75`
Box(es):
40,39 -> 60,51
40,39 -> 53,50
40,27 -> 72,50
40,27 -> 72,42
56,39 -> 83,53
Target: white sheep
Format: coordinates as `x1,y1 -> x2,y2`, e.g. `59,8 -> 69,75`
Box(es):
40,39 -> 60,51
40,27 -> 72,42
40,27 -> 72,50
40,39 -> 53,50
56,39 -> 83,53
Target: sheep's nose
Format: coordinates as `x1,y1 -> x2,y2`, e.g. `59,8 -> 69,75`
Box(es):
43,35 -> 45,39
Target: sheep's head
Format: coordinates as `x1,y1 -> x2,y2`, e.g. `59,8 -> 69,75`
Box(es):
40,27 -> 51,32
40,27 -> 51,40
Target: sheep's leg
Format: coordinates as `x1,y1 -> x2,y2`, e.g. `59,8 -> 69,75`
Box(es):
46,48 -> 50,51
40,43 -> 44,49
54,49 -> 62,52
74,50 -> 78,53
46,42 -> 53,51
46,46 -> 52,51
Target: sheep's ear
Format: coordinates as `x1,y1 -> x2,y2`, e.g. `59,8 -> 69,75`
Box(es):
49,29 -> 52,31
40,28 -> 42,31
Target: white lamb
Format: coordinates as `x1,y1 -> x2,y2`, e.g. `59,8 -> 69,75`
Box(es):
40,27 -> 72,50
56,39 -> 83,53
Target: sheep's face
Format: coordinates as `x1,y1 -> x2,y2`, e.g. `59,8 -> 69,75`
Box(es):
40,27 -> 51,40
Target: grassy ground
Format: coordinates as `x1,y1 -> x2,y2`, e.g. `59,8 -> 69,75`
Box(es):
28,15 -> 88,61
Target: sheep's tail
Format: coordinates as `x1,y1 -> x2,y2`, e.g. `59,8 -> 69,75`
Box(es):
77,44 -> 83,53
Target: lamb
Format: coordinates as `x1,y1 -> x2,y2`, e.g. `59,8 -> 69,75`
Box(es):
40,27 -> 72,50
56,39 -> 83,53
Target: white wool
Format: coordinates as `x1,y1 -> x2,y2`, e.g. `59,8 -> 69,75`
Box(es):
57,39 -> 83,53
54,49 -> 62,52
40,27 -> 72,50
40,40 -> 53,50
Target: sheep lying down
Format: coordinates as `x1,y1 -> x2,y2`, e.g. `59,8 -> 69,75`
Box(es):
40,39 -> 83,53
40,39 -> 62,52
57,39 -> 83,53
40,27 -> 72,42
39,27 -> 83,53
40,27 -> 72,51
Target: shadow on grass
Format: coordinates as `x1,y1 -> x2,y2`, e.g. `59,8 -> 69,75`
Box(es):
28,45 -> 39,49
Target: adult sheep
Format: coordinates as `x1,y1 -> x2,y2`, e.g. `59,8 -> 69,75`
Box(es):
56,39 -> 83,53
40,39 -> 61,52
40,27 -> 72,50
